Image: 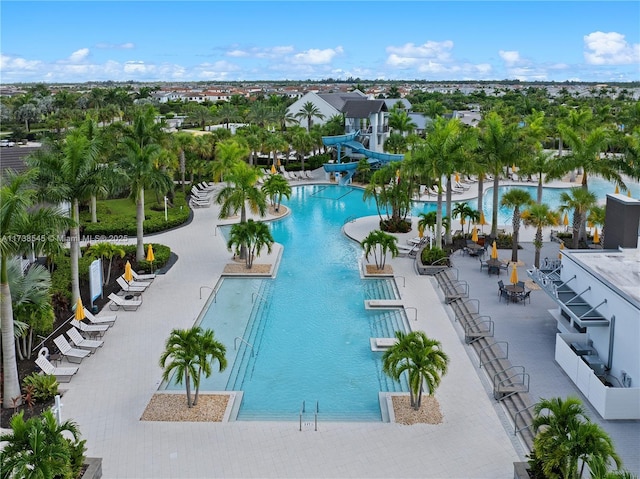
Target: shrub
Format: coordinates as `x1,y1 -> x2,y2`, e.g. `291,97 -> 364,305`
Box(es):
421,247 -> 450,265
380,218 -> 412,233
122,243 -> 171,273
23,373 -> 59,402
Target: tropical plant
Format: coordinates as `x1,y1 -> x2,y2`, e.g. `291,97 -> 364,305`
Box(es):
382,331 -> 449,410
587,456 -> 638,479
522,203 -> 558,268
0,410 -> 86,479
362,163 -> 413,233
1,170 -> 73,408
361,230 -> 399,270
212,138 -> 249,183
500,188 -> 533,262
262,174 -> 291,212
160,328 -> 199,407
532,396 -> 622,479
23,372 -> 59,402
452,202 -> 478,235
294,101 -> 325,132
388,109 -> 417,136
191,328 -> 227,406
86,242 -> 125,285
559,188 -> 598,248
226,219 -> 274,269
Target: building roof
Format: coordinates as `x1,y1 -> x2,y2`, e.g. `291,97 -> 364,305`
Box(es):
317,91 -> 366,111
342,99 -> 387,118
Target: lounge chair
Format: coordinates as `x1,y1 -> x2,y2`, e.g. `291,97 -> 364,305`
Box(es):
116,276 -> 147,293
119,275 -> 152,289
35,348 -> 78,382
53,335 -> 91,363
108,292 -> 143,311
131,270 -> 155,282
304,170 -> 313,180
190,196 -> 212,208
67,327 -> 103,353
83,307 -> 117,326
70,318 -> 109,338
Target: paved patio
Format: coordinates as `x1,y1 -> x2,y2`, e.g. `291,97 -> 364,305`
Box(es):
57,174 -> 638,478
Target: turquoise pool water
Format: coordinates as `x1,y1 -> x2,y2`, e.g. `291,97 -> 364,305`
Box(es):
165,185 -> 409,421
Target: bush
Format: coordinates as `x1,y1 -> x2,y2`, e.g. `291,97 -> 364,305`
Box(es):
23,373 -> 59,402
380,218 -> 412,233
421,247 -> 450,265
122,243 -> 171,273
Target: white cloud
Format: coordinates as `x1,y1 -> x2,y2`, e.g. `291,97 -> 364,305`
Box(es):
0,54 -> 42,71
68,48 -> 90,63
226,45 -> 294,59
499,50 -> 521,65
584,31 -> 640,65
292,46 -> 343,65
95,42 -> 135,50
386,41 -> 454,64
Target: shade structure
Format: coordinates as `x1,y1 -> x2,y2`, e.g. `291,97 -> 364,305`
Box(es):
593,228 -> 600,244
471,227 -> 478,243
510,263 -> 519,285
124,261 -> 133,282
270,164 -> 276,174
146,244 -> 155,262
491,241 -> 498,259
75,297 -> 86,320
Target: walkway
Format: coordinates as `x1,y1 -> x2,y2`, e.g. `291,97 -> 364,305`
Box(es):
56,174 -> 639,478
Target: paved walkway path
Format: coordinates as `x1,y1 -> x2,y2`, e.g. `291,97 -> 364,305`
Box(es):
58,174 -> 639,478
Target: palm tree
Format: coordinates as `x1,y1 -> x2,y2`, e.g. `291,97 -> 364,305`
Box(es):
452,202 -> 477,235
0,410 -> 85,479
290,129 -> 314,171
263,132 -> 288,168
500,188 -> 533,262
362,163 -> 413,232
477,111 -> 527,237
86,242 -> 125,285
27,126 -> 105,303
216,162 -> 267,225
227,219 -> 274,269
212,138 -> 250,183
262,174 -> 291,212
522,203 -> 558,268
361,230 -> 399,270
417,211 -> 450,243
294,101 -> 325,132
159,328 -> 199,407
522,150 -> 556,203
171,132 -> 195,193
559,188 -> 598,248
388,109 -> 417,136
191,328 -> 227,406
587,456 -> 637,479
1,170 -> 72,408
382,331 -> 449,410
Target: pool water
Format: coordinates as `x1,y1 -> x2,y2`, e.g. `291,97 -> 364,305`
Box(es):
165,185 -> 409,421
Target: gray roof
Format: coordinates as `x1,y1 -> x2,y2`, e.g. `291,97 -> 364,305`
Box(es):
318,91 -> 365,111
408,112 -> 432,131
342,100 -> 387,118
385,98 -> 412,110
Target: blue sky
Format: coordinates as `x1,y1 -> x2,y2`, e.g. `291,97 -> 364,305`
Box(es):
1,1 -> 639,84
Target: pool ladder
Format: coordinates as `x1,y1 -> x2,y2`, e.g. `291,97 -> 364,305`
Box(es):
299,400 -> 319,431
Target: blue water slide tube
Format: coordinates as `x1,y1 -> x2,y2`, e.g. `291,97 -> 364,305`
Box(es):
321,130 -> 359,146
323,162 -> 359,172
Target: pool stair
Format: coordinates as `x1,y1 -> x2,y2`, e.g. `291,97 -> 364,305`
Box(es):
365,299 -> 405,309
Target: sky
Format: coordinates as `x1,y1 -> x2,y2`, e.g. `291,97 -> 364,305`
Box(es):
1,1 -> 639,84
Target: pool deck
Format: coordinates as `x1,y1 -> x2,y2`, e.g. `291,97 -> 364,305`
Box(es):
57,172 -> 639,478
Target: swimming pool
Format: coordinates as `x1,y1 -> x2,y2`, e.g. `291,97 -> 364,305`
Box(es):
164,185 -> 409,421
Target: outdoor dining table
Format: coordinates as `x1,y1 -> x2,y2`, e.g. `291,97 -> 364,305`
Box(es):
486,258 -> 502,275
504,284 -> 524,303
466,243 -> 484,256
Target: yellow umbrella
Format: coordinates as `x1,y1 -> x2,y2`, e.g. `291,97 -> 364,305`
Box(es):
479,211 -> 487,225
491,240 -> 498,259
75,297 -> 86,321
471,227 -> 478,243
146,244 -> 155,262
615,185 -> 619,194
418,225 -> 424,238
593,228 -> 600,244
510,263 -> 519,285
455,173 -> 460,183
277,158 -> 281,167
559,242 -> 564,259
628,189 -> 632,198
124,261 -> 133,282
270,164 -> 276,174
563,212 -> 569,231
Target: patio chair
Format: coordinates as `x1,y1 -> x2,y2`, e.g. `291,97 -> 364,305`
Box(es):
304,170 -> 314,180
83,307 -> 117,326
131,270 -> 155,282
53,335 -> 91,363
119,274 -> 152,289
479,257 -> 489,271
497,280 -> 508,302
116,276 -> 147,293
67,327 -> 103,353
70,318 -> 110,338
35,348 -> 78,382
108,293 -> 143,311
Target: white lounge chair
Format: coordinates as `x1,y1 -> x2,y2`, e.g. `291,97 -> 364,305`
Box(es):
35,348 -> 78,382
108,293 -> 142,311
116,276 -> 147,293
119,274 -> 151,289
53,335 -> 91,363
70,318 -> 109,338
83,307 -> 117,326
304,170 -> 313,180
67,327 -> 103,353
131,270 -> 155,282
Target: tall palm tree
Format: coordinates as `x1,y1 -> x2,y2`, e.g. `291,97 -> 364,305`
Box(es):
192,328 -> 227,406
159,328 -> 199,408
388,109 -> 417,136
559,188 -> 598,248
361,230 -> 399,270
500,188 -> 533,262
86,242 -> 125,285
382,331 -> 449,410
522,203 -> 558,268
477,111 -> 526,237
227,219 -> 274,269
1,170 -> 72,408
263,132 -> 288,168
212,138 -> 250,183
171,132 -> 195,192
294,101 -> 325,132
262,174 -> 291,212
27,126 -> 105,303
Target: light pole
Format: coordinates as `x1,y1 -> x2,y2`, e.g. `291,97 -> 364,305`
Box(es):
164,196 -> 168,222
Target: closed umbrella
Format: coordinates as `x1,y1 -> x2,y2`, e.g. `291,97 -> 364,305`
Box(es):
270,164 -> 276,174
418,225 -> 424,238
615,185 -> 619,194
455,173 -> 460,183
491,241 -> 498,259
75,297 -> 86,321
146,244 -> 155,273
563,212 -> 569,231
124,261 -> 133,282
593,228 -> 600,244
479,211 -> 487,233
510,263 -> 519,285
559,242 -> 564,259
471,227 -> 478,243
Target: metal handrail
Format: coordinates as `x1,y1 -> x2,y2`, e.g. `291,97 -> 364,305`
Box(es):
395,275 -> 405,288
514,403 -> 536,435
580,299 -> 607,319
565,287 -> 591,304
461,298 -> 480,314
234,337 -> 254,356
404,307 -> 418,321
200,286 -> 215,300
252,292 -> 267,304
479,341 -> 509,369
